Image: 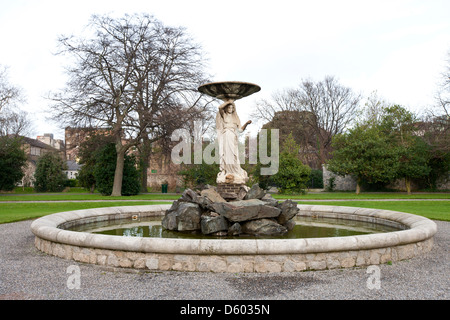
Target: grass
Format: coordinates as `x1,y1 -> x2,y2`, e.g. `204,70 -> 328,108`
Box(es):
0,190 -> 448,223
2,199 -> 446,224
275,192 -> 450,200
0,193 -> 181,202
0,201 -> 171,224
0,191 -> 448,202
297,200 -> 450,221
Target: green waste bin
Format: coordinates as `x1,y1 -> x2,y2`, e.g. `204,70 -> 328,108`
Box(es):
161,184 -> 168,193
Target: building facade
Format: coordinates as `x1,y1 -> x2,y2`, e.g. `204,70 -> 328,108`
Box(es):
19,136 -> 65,187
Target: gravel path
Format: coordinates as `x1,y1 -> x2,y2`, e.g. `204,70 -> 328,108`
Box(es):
0,219 -> 448,301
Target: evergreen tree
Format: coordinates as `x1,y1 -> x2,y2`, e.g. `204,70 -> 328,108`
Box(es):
94,143 -> 140,196
77,132 -> 115,193
34,152 -> 67,192
380,105 -> 431,194
327,125 -> 400,194
270,133 -> 311,194
0,135 -> 27,191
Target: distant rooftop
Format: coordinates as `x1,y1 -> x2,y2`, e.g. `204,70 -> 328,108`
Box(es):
66,160 -> 82,171
21,136 -> 59,151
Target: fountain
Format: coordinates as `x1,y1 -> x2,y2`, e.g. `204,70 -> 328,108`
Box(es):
157,81 -> 290,238
160,82 -> 286,237
31,204 -> 436,272
198,81 -> 260,191
30,81 -> 437,272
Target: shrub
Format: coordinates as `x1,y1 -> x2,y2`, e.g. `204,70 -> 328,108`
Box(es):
178,162 -> 219,188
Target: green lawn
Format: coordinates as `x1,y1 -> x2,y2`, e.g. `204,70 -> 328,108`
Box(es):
0,201 -> 171,224
2,199 -> 447,224
0,193 -> 181,201
275,192 -> 450,200
297,201 -> 450,221
0,190 -> 448,224
0,191 -> 448,202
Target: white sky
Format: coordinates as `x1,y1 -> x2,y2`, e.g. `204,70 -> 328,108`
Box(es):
0,0 -> 449,140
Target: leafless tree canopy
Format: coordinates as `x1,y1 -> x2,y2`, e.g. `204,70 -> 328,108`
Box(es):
420,50 -> 450,155
435,50 -> 450,117
253,76 -> 361,164
0,66 -> 22,111
356,91 -> 391,127
51,14 -> 210,133
49,13 -> 211,195
0,66 -> 32,136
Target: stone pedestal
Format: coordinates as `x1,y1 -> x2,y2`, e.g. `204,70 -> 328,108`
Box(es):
217,183 -> 245,200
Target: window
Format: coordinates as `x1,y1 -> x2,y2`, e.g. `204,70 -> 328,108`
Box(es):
30,147 -> 40,156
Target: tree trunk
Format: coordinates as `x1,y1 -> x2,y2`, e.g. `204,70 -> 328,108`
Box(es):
405,177 -> 411,195
356,177 -> 361,195
111,145 -> 125,196
315,136 -> 326,167
141,155 -> 149,193
140,135 -> 152,193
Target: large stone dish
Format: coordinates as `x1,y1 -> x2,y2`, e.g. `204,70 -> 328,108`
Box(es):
198,81 -> 261,101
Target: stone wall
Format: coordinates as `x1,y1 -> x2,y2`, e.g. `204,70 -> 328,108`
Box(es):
322,165 -> 357,191
147,152 -> 183,191
322,165 -> 450,191
34,236 -> 434,273
436,173 -> 450,190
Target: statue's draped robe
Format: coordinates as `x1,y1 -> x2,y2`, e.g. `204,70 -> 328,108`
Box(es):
216,110 -> 248,184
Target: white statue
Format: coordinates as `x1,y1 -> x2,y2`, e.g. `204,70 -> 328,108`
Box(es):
216,99 -> 252,184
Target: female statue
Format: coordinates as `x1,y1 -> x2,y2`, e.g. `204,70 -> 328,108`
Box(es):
216,99 -> 251,184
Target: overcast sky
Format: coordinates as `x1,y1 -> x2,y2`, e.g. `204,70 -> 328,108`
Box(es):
0,0 -> 449,140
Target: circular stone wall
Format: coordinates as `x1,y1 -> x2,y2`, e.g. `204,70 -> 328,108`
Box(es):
30,204 -> 437,273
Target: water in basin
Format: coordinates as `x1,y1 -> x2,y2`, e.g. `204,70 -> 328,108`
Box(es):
67,216 -> 399,239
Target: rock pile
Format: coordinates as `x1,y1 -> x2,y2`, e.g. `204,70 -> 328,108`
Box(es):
161,184 -> 299,236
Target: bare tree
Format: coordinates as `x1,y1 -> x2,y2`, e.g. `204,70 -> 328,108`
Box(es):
132,23 -> 213,191
252,76 -> 361,165
420,49 -> 450,156
252,88 -> 301,124
435,50 -> 450,117
0,66 -> 32,136
50,14 -> 210,196
0,107 -> 33,137
355,91 -> 391,127
0,66 -> 22,111
301,76 -> 361,163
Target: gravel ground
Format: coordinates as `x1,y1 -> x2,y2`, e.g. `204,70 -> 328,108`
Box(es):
0,219 -> 448,301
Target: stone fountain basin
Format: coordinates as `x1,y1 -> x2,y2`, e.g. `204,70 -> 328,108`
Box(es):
30,204 -> 437,272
